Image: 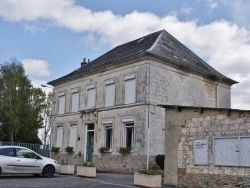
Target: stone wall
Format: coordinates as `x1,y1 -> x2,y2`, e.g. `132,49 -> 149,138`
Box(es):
164,107 -> 250,188
93,154 -> 158,174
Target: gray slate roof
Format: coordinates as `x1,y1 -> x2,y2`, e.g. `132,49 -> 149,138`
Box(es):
48,30 -> 237,85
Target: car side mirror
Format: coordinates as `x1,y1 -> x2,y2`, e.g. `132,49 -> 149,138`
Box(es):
36,155 -> 42,160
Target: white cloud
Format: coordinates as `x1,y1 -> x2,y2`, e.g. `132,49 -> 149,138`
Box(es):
22,59 -> 50,77
1,0 -> 250,109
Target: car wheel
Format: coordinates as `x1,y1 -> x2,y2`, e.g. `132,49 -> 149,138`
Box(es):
42,165 -> 55,178
33,174 -> 41,177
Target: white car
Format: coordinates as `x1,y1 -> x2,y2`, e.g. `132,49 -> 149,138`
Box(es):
0,146 -> 60,177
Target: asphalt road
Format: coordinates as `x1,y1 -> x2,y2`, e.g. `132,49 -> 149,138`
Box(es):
0,173 -> 137,188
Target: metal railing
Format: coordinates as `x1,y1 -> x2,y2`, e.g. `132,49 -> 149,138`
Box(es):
0,141 -> 50,158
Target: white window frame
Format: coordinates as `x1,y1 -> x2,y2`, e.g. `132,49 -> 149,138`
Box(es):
58,92 -> 65,114
71,89 -> 79,113
87,84 -> 96,108
124,74 -> 136,104
103,123 -> 113,150
69,125 -> 77,151
56,126 -> 63,150
122,118 -> 135,148
104,79 -> 115,107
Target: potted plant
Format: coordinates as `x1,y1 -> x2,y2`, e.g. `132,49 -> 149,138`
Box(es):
77,162 -> 96,178
99,147 -> 109,153
65,146 -> 74,154
134,169 -> 161,188
60,161 -> 75,175
118,147 -> 132,155
51,146 -> 60,154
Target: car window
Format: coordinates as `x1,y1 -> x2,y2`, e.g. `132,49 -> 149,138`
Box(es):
16,148 -> 38,159
0,148 -> 15,157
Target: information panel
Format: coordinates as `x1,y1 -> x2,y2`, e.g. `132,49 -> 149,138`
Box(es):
193,138 -> 208,165
214,137 -> 239,166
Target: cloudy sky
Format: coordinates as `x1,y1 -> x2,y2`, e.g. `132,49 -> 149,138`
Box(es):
0,0 -> 250,109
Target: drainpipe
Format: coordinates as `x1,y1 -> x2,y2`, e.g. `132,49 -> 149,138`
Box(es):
146,61 -> 151,170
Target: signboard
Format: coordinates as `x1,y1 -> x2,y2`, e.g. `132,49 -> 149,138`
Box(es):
214,137 -> 239,166
193,138 -> 208,165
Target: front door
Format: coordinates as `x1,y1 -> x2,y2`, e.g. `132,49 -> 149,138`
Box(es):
86,124 -> 94,161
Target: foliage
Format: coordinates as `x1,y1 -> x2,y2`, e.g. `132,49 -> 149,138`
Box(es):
65,146 -> 74,154
51,146 -> 60,153
99,146 -> 109,153
41,92 -> 54,146
118,147 -> 132,155
82,162 -> 94,167
0,59 -> 46,144
155,154 -> 165,170
138,169 -> 157,175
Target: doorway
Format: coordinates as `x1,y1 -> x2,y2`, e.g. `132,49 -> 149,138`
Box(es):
86,124 -> 94,161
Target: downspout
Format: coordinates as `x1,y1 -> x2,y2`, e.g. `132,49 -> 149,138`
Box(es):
147,61 -> 151,170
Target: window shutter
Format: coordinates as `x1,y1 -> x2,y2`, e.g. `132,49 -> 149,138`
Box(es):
105,83 -> 115,107
87,88 -> 96,108
56,127 -> 63,149
70,126 -> 77,150
71,92 -> 79,112
58,95 -> 65,114
125,78 -> 136,104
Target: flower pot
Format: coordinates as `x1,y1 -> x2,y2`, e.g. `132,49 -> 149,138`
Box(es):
77,166 -> 96,177
60,165 -> 75,175
134,172 -> 161,188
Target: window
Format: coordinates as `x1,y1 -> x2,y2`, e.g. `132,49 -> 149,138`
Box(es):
16,148 -> 38,159
105,80 -> 115,107
125,122 -> 134,148
71,89 -> 79,112
87,85 -> 96,108
58,92 -> 65,114
0,148 -> 14,157
56,126 -> 63,150
124,75 -> 136,104
70,125 -> 77,150
104,123 -> 113,149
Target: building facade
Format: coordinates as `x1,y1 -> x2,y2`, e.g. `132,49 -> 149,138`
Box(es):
48,30 -> 237,172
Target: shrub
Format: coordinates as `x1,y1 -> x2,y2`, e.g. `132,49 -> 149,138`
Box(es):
155,154 -> 165,170
82,162 -> 94,167
51,146 -> 60,153
138,169 -> 157,175
65,146 -> 74,154
118,147 -> 132,155
99,147 -> 109,153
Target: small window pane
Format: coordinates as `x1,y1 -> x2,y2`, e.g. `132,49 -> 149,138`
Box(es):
104,124 -> 113,149
105,83 -> 115,107
56,126 -> 63,149
70,125 -> 77,150
125,123 -> 134,148
0,148 -> 14,157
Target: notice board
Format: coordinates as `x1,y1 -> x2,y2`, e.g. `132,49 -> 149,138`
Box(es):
193,138 -> 208,165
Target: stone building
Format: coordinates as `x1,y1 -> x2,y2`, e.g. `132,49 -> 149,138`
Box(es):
164,106 -> 250,188
48,30 -> 237,172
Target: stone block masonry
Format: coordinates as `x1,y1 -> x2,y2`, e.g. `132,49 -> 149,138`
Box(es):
164,107 -> 250,188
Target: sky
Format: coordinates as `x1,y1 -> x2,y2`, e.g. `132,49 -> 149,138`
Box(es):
0,0 -> 250,109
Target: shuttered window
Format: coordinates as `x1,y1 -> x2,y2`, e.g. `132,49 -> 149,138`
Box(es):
56,126 -> 63,150
58,93 -> 65,114
124,76 -> 136,104
70,125 -> 77,150
87,87 -> 96,108
71,90 -> 79,112
104,123 -> 113,149
105,81 -> 115,107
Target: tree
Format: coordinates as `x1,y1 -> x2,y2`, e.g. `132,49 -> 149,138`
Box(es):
41,92 -> 54,147
0,58 -> 46,144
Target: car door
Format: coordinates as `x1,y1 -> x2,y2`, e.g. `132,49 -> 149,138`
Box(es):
14,148 -> 42,174
0,147 -> 15,173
